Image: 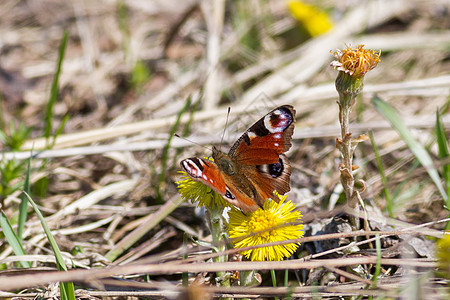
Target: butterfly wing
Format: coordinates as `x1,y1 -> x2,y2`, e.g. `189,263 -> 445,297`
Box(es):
180,105 -> 296,213
180,157 -> 227,194
229,105 -> 295,165
228,105 -> 295,206
180,157 -> 261,212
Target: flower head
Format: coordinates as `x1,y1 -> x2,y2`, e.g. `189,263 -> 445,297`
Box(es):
228,193 -> 303,261
330,44 -> 380,77
288,0 -> 333,37
331,44 -> 381,106
176,166 -> 230,209
436,234 -> 450,280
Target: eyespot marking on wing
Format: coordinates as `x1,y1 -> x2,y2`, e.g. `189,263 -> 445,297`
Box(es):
263,107 -> 294,133
257,157 -> 285,178
268,158 -> 284,178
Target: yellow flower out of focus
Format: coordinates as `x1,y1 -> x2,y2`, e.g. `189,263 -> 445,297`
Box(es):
288,0 -> 333,37
331,44 -> 381,77
228,193 -> 303,261
176,164 -> 230,209
436,234 -> 450,280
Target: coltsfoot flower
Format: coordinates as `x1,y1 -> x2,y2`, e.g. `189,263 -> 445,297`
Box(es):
331,44 -> 381,107
288,0 -> 333,37
228,193 -> 303,261
330,44 -> 380,77
436,234 -> 450,280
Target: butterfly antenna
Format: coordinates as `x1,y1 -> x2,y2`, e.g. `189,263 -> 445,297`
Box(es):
174,133 -> 211,151
219,107 -> 231,151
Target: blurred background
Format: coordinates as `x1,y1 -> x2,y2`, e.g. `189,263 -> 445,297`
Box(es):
0,0 -> 449,295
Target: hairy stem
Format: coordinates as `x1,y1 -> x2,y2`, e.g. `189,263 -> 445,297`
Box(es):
338,96 -> 358,229
206,205 -> 231,295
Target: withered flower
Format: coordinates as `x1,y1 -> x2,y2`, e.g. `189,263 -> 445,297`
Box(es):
331,44 -> 381,107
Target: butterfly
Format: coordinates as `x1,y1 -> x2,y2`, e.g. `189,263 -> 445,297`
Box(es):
180,105 -> 296,213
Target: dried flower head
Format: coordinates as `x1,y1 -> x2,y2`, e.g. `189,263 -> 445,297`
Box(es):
228,193 -> 303,261
331,44 -> 381,77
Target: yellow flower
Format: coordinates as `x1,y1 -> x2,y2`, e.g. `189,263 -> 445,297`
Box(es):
176,168 -> 230,209
436,234 -> 450,280
228,193 -> 303,261
288,0 -> 333,37
330,44 -> 381,77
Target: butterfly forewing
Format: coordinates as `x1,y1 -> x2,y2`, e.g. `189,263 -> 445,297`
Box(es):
180,156 -> 261,212
229,105 -> 295,165
180,157 -> 226,194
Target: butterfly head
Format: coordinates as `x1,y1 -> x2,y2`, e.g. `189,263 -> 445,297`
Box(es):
212,146 -> 236,176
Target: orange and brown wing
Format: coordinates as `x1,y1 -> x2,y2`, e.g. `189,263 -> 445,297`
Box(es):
180,157 -> 260,212
229,105 -> 295,165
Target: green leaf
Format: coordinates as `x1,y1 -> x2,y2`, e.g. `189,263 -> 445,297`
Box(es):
45,31 -> 68,147
436,109 -> 450,198
435,109 -> 450,230
18,156 -> 31,241
24,192 -> 75,300
156,97 -> 191,201
0,121 -> 32,150
371,234 -> 382,290
131,60 -> 151,90
369,131 -> 393,218
372,96 -> 447,201
50,114 -> 69,149
0,211 -> 31,268
0,159 -> 26,198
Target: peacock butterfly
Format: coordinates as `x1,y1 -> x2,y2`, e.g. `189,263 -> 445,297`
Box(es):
180,105 -> 296,213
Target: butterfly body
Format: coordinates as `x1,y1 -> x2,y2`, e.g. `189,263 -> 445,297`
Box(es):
181,105 -> 295,213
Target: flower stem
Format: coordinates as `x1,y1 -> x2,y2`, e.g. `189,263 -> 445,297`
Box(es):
270,269 -> 279,300
335,71 -> 364,229
339,99 -> 355,197
206,204 -> 231,290
338,93 -> 358,229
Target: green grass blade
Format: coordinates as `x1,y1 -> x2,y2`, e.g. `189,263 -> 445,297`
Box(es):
270,269 -> 277,287
182,234 -> 189,286
23,192 -> 75,300
372,95 -> 447,201
369,131 -> 393,218
156,97 -> 191,201
0,211 -> 31,268
17,156 -> 31,241
24,192 -> 67,269
50,114 -> 69,149
371,234 -> 382,289
435,109 -> 450,200
45,31 -> 68,147
435,109 -> 450,230
172,97 -> 199,166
